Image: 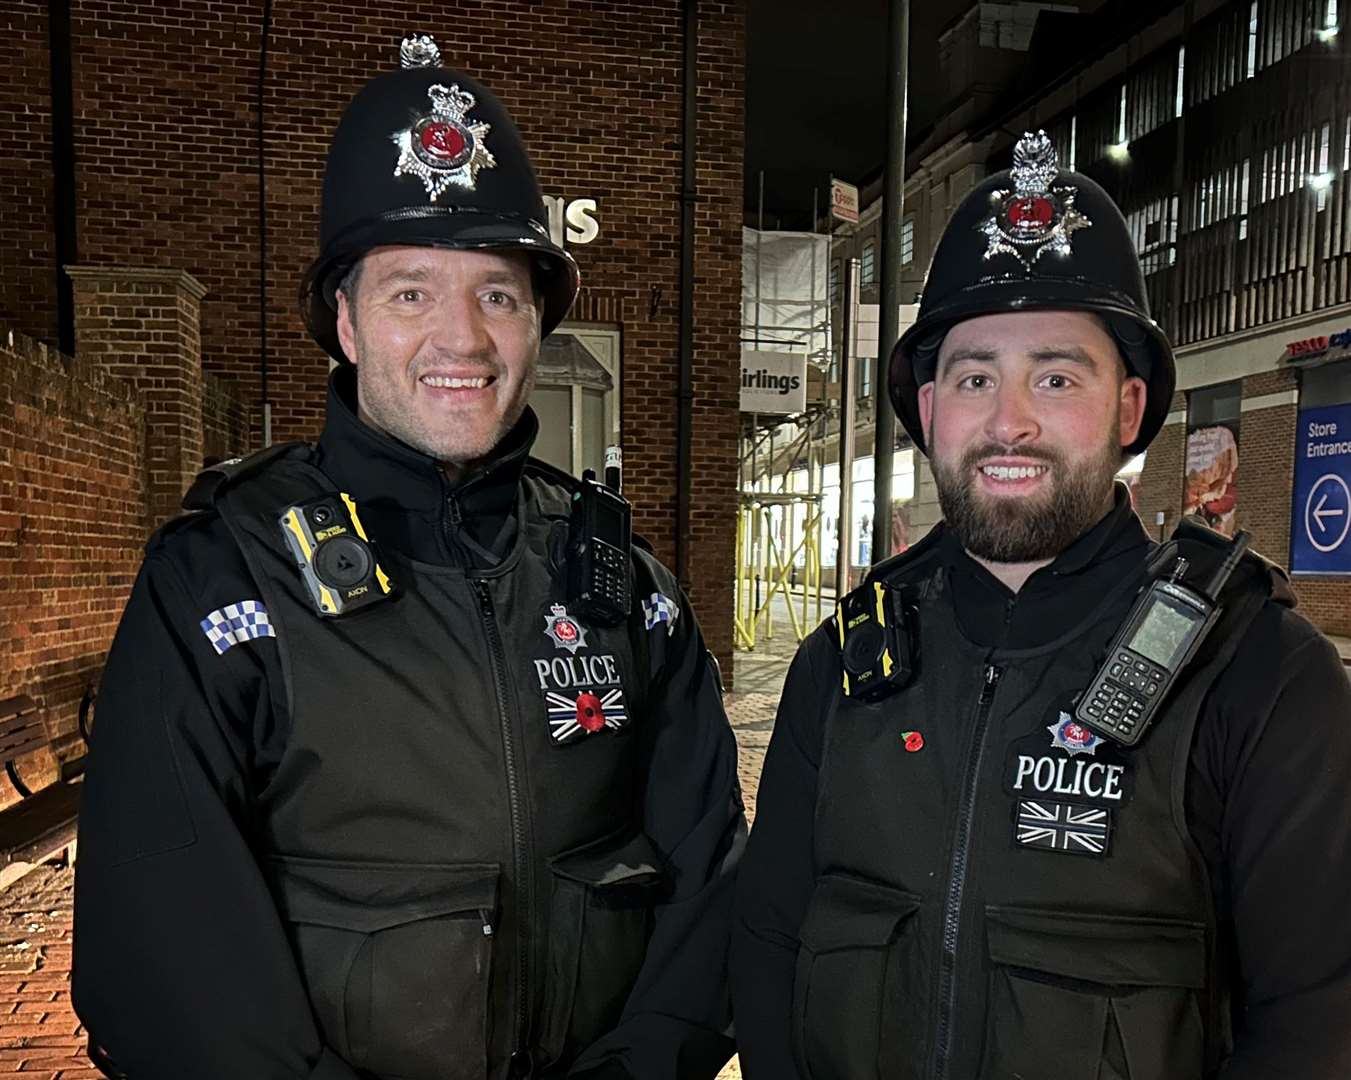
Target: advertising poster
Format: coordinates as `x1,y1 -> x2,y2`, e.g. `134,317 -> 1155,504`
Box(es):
1183,422 -> 1240,535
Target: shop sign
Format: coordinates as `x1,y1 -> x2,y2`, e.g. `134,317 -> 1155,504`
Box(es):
1291,403 -> 1351,574
741,350 -> 807,413
544,196 -> 600,247
1283,327 -> 1351,362
831,179 -> 860,224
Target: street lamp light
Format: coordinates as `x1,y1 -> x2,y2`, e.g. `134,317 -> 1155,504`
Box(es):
1318,26 -> 1339,41
1108,141 -> 1130,161
1311,172 -> 1335,192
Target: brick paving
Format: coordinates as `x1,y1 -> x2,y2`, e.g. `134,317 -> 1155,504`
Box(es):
0,641 -> 794,1080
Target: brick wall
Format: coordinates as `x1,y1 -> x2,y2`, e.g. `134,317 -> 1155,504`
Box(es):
203,371 -> 253,465
0,331 -> 145,801
0,2 -> 57,347
1,0 -> 745,677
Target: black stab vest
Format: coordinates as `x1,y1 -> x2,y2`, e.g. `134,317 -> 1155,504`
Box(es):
794,534 -> 1280,1080
207,446 -> 662,1080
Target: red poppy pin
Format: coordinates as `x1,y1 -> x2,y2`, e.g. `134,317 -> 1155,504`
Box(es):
901,731 -> 924,753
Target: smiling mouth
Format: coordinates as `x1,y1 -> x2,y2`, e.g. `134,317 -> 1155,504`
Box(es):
419,374 -> 495,389
979,463 -> 1049,481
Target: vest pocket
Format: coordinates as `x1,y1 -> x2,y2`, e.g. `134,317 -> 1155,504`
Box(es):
538,830 -> 663,1065
265,855 -> 500,1080
980,905 -> 1207,1080
792,873 -> 925,1080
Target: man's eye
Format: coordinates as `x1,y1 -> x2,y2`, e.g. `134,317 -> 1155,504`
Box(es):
398,289 -> 424,303
484,290 -> 515,307
960,374 -> 991,390
1043,373 -> 1072,389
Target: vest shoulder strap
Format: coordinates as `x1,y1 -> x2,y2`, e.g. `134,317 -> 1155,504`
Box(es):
183,442 -> 315,511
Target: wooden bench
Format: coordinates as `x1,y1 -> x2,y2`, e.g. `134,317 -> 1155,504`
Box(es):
0,693 -> 88,890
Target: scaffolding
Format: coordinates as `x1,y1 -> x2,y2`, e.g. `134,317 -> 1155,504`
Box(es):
737,182 -> 837,650
735,410 -> 829,649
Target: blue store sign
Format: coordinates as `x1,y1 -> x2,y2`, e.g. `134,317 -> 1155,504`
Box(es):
1291,403 -> 1351,574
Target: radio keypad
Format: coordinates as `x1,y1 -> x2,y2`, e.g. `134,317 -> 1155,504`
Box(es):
1080,649 -> 1167,741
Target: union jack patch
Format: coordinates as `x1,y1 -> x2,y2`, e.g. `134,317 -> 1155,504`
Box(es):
546,688 -> 628,744
200,600 -> 276,655
1014,799 -> 1111,857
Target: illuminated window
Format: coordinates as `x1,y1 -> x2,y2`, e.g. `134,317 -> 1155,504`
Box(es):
1069,114 -> 1077,170
1175,45 -> 1185,118
1117,85 -> 1128,144
1247,1 -> 1258,78
900,219 -> 914,265
861,240 -> 876,286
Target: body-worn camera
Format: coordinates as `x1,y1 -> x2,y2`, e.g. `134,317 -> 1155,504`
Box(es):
837,581 -> 915,701
565,472 -> 632,625
279,493 -> 394,617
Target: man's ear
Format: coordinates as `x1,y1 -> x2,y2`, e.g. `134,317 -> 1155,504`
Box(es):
336,291 -> 358,365
1119,375 -> 1147,450
918,381 -> 936,448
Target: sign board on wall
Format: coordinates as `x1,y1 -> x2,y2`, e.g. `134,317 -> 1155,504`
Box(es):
831,179 -> 860,224
543,196 -> 599,247
1291,403 -> 1351,574
741,350 -> 807,413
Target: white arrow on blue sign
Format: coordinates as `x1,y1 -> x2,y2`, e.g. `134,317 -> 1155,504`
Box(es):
1292,403 -> 1351,574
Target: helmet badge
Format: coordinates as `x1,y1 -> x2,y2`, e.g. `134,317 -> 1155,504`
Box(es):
392,74 -> 497,202
978,130 -> 1091,270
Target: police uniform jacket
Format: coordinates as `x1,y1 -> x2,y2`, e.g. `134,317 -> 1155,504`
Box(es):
730,490 -> 1351,1079
73,368 -> 745,1080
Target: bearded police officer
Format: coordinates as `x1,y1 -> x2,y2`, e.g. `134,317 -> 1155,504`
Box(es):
73,36 -> 743,1080
730,132 -> 1351,1079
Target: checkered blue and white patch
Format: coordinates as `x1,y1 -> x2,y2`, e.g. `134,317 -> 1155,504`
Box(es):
643,592 -> 680,635
200,600 -> 276,655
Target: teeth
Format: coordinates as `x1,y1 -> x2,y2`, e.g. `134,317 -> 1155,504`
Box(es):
421,375 -> 491,389
981,464 -> 1047,481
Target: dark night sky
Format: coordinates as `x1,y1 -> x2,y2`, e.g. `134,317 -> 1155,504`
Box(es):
744,0 -> 970,228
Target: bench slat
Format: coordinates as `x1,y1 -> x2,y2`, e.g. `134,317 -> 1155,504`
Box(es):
0,696 -> 37,724
0,717 -> 50,762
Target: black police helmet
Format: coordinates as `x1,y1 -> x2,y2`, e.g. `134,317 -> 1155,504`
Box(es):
890,131 -> 1174,456
301,35 -> 580,363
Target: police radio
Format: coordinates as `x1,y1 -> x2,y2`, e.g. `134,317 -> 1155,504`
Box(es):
837,581 -> 915,701
279,493 -> 394,617
1073,530 -> 1250,747
565,470 -> 631,624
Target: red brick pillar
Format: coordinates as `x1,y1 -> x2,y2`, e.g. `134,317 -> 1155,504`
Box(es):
65,267 -> 208,530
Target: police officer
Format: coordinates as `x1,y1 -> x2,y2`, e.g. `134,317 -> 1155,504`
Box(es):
73,36 -> 743,1080
730,131 -> 1351,1078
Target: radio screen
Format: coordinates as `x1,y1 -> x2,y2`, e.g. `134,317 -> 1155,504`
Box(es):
594,497 -> 625,541
1131,593 -> 1201,668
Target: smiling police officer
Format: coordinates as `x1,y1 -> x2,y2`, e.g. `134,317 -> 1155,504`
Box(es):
730,132 -> 1351,1079
73,36 -> 743,1080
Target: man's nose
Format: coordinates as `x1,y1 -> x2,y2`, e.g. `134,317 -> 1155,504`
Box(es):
428,291 -> 492,358
985,382 -> 1041,446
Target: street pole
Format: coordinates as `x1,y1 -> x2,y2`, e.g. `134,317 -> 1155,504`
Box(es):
836,257 -> 860,598
871,0 -> 910,565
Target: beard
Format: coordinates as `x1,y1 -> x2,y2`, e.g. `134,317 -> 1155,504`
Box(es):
930,428 -> 1122,563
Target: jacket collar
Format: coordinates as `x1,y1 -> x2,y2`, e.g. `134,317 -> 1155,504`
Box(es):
314,365 -> 537,565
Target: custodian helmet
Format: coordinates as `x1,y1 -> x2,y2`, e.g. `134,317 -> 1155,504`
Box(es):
301,34 -> 579,363
889,130 -> 1174,455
